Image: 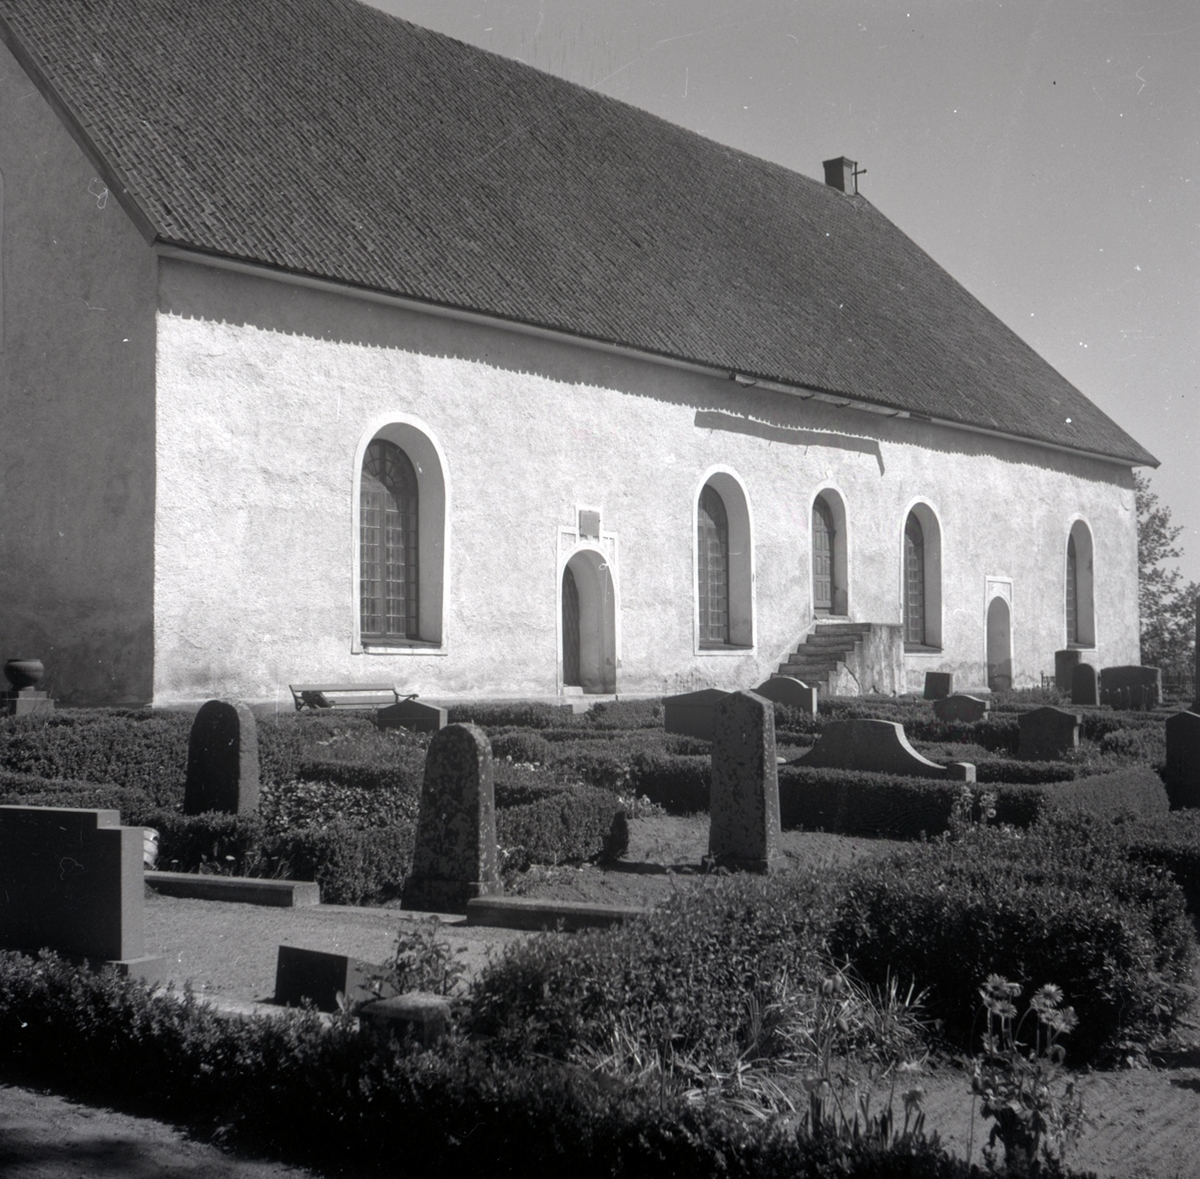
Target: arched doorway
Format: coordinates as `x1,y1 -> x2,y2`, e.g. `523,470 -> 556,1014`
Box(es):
562,550 -> 616,694
986,597 -> 1012,691
812,495 -> 836,615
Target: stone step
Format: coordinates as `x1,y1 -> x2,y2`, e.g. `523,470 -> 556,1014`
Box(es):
145,871 -> 321,907
812,622 -> 872,636
784,656 -> 843,672
801,635 -> 864,651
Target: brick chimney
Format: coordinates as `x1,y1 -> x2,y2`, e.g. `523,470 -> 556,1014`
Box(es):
822,156 -> 857,193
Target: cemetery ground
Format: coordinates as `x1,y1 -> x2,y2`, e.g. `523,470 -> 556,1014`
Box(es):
3,693 -> 1200,1176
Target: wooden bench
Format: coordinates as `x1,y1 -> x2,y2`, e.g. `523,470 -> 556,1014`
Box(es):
289,683 -> 416,712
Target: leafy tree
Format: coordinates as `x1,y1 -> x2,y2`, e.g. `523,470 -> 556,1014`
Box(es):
1135,471 -> 1198,670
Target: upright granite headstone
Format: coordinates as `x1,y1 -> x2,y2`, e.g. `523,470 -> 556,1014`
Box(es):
753,676 -> 818,718
1099,666 -> 1161,711
663,688 -> 730,741
708,691 -> 786,873
923,672 -> 954,701
1071,663 -> 1099,707
184,700 -> 260,815
1165,710 -> 1200,810
795,718 -> 974,781
0,806 -> 163,979
402,724 -> 502,912
1017,707 -> 1080,761
932,694 -> 990,723
1054,650 -> 1083,694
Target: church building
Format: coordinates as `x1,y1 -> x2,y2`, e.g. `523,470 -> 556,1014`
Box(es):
0,0 -> 1156,707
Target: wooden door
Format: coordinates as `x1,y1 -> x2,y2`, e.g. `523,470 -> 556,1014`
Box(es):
812,497 -> 835,614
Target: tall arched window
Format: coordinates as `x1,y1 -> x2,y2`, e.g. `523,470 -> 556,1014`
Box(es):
904,512 -> 925,644
1066,534 -> 1079,645
360,439 -> 419,641
697,484 -> 730,644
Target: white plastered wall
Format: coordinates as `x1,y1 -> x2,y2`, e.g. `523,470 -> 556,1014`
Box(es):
152,258 -> 1141,707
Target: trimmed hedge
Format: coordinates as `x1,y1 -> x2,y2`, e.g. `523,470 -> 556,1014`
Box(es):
828,813 -> 1197,1063
0,949 -> 1054,1179
778,765 -> 1169,838
496,785 -> 626,871
1117,810 -> 1200,918
628,751 -> 709,813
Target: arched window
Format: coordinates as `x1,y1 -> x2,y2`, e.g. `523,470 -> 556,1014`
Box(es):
562,565 -> 581,686
360,439 -> 419,641
697,484 -> 730,644
904,513 -> 925,644
1066,520 -> 1095,647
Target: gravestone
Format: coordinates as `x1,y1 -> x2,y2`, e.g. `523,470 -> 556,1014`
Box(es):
1165,711 -> 1200,809
0,806 -> 163,980
377,698 -> 447,733
753,676 -> 817,717
1017,707 -> 1080,761
1071,663 -> 1099,707
708,691 -> 786,873
1099,665 -> 1161,711
932,694 -> 990,723
923,672 -> 954,701
359,993 -> 452,1046
663,688 -> 730,741
1054,650 -> 1083,694
184,700 -> 260,815
402,724 -> 502,912
275,945 -> 377,1012
794,718 -> 974,781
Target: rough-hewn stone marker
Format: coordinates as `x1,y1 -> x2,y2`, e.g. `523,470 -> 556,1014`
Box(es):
794,718 -> 975,781
0,805 -> 163,979
753,676 -> 817,717
402,724 -> 501,912
1071,663 -> 1099,707
1017,707 -> 1080,761
1165,711 -> 1200,809
359,993 -> 452,1046
184,700 -> 260,815
923,672 -> 953,700
377,698 -> 447,733
1099,666 -> 1161,711
663,687 -> 730,741
932,694 -> 989,723
708,691 -> 786,873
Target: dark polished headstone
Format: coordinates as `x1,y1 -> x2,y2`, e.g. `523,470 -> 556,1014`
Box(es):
1017,706 -> 1081,761
923,672 -> 954,701
753,676 -> 817,717
932,694 -> 990,723
1099,665 -> 1161,710
0,805 -> 163,979
663,688 -> 730,741
1165,710 -> 1200,809
1071,663 -> 1099,707
184,700 -> 260,815
377,698 -> 447,733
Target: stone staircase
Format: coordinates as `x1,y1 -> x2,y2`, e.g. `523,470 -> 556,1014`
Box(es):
776,622 -> 904,697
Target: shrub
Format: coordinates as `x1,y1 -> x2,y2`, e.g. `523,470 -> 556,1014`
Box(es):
0,948 -> 1022,1179
628,751 -> 710,813
0,709 -> 191,807
1117,810 -> 1200,918
446,701 -> 570,729
0,770 -> 158,826
496,785 -> 624,871
828,812 -> 1197,1062
470,869 -> 841,1068
491,730 -> 553,765
575,698 -> 664,730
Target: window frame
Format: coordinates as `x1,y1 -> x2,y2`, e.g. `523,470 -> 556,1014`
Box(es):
693,468 -> 755,655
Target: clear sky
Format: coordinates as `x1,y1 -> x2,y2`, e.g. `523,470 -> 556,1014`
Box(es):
367,0 -> 1200,584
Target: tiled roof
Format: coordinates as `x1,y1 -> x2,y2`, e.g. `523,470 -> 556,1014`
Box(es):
0,0 -> 1154,464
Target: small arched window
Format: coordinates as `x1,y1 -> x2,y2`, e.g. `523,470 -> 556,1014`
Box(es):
904,513 -> 926,645
360,439 -> 419,641
697,484 -> 730,644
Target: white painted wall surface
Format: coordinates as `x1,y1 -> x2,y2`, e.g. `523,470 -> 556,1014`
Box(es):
153,258 -> 1140,707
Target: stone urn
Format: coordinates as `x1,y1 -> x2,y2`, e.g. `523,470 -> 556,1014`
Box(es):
4,658 -> 44,692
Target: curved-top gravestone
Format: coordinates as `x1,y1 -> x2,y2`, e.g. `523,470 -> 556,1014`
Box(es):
794,718 -> 974,781
184,700 -> 260,814
403,724 -> 501,912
